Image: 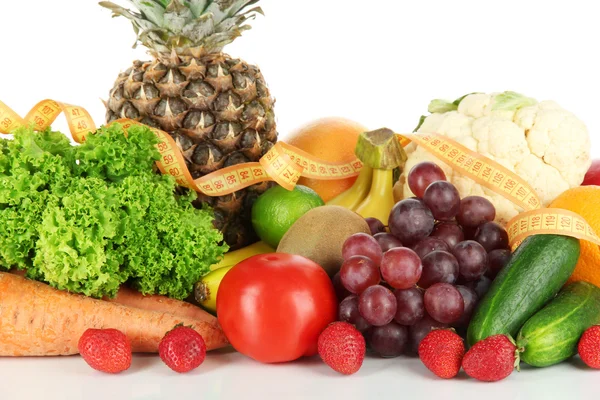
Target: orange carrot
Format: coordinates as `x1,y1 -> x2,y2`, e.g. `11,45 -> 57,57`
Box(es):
106,286 -> 218,326
0,272 -> 228,356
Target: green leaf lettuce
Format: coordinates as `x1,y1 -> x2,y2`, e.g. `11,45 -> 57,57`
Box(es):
0,124 -> 226,299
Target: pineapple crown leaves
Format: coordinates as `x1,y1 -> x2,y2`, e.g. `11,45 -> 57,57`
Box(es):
99,0 -> 263,55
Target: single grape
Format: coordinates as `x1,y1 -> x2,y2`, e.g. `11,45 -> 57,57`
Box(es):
338,295 -> 371,332
474,221 -> 509,252
424,283 -> 464,324
380,248 -> 423,289
486,249 -> 512,279
457,196 -> 496,228
332,271 -> 351,301
359,285 -> 397,326
453,240 -> 488,282
408,314 -> 448,355
418,250 -> 459,288
466,275 -> 492,299
340,255 -> 380,294
368,322 -> 408,358
374,232 -> 403,252
388,199 -> 435,246
412,237 -> 450,260
455,285 -> 478,327
423,181 -> 461,221
431,222 -> 465,249
394,287 -> 425,326
407,162 -> 447,198
342,233 -> 383,266
366,217 -> 386,235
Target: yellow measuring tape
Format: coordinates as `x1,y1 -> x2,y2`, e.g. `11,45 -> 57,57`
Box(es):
400,133 -> 541,211
1,99 -> 598,250
0,99 -> 96,144
113,119 -> 303,194
507,209 -> 600,249
0,100 -> 354,195
397,132 -> 599,249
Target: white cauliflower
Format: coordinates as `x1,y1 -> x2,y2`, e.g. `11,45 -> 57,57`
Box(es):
401,92 -> 592,224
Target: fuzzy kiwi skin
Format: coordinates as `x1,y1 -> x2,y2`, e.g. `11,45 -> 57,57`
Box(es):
517,282 -> 600,367
276,205 -> 370,276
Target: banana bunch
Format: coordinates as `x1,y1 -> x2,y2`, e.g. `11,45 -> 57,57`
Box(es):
196,241 -> 274,313
327,128 -> 407,224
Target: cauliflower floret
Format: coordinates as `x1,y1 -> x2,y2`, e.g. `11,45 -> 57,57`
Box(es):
458,93 -> 493,118
419,111 -> 473,140
471,116 -> 529,161
403,92 -> 592,224
516,101 -> 592,187
515,154 -> 570,205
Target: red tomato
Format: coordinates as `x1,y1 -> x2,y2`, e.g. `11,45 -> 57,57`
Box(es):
216,253 -> 338,363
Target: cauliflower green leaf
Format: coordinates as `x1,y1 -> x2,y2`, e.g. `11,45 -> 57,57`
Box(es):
492,91 -> 537,111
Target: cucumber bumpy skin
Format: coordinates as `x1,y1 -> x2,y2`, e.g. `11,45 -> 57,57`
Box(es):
467,235 -> 580,347
517,281 -> 600,367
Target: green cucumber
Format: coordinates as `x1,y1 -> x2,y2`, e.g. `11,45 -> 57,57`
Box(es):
517,281 -> 600,367
467,235 -> 580,346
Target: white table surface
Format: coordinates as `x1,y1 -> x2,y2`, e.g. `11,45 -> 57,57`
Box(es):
2,348 -> 596,399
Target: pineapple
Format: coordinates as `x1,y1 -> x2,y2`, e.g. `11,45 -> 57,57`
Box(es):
101,0 -> 277,249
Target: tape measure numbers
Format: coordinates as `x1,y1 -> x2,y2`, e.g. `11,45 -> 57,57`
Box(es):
400,133 -> 541,211
2,99 -> 598,250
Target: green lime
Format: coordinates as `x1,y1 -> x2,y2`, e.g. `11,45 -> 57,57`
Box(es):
252,185 -> 325,248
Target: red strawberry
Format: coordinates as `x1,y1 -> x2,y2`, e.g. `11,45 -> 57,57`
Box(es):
78,328 -> 132,374
578,325 -> 600,368
418,329 -> 465,379
462,334 -> 519,382
159,325 -> 206,373
318,322 -> 366,375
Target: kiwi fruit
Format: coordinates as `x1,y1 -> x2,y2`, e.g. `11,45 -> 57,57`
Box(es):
276,205 -> 371,276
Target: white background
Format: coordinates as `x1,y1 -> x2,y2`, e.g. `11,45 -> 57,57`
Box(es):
2,0 -> 599,151
1,0 -> 600,399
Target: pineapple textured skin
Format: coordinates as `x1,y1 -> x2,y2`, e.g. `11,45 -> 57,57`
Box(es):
102,0 -> 277,249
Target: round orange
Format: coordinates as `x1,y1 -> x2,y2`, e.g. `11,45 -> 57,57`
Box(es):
285,118 -> 366,202
549,186 -> 600,286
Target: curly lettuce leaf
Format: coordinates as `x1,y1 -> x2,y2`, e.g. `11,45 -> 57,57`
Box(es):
0,127 -> 73,270
0,124 -> 226,299
117,174 -> 226,300
29,129 -> 74,157
75,123 -> 161,182
32,177 -> 126,298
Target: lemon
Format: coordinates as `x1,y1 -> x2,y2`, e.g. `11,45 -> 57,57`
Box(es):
251,185 -> 324,248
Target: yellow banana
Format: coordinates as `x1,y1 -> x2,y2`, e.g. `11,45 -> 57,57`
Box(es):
354,168 -> 396,224
200,241 -> 275,313
210,240 -> 274,271
194,265 -> 233,314
326,165 -> 373,211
